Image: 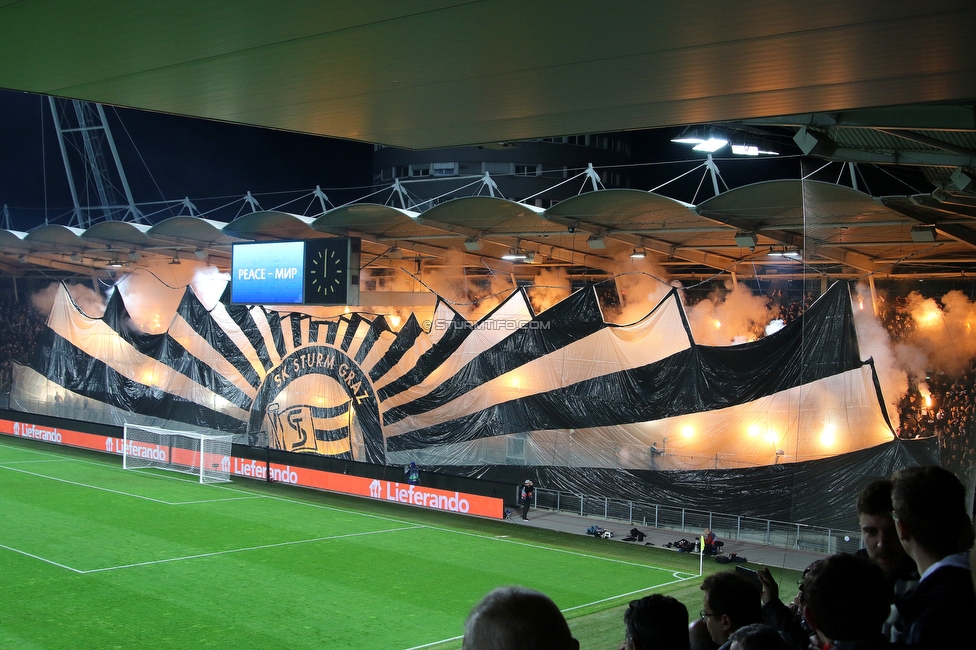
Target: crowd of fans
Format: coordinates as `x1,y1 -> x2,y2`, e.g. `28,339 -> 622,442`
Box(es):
0,289 -> 45,395
461,467 -> 975,650
771,292 -> 976,478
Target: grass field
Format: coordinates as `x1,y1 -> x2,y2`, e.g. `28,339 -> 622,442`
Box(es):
0,435 -> 801,649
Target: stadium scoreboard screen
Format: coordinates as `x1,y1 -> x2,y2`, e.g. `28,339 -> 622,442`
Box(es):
231,238 -> 360,306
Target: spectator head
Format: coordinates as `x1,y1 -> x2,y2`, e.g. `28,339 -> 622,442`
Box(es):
462,586 -> 579,650
855,479 -> 913,576
687,618 -> 717,650
891,466 -> 970,561
728,624 -> 793,650
624,594 -> 690,650
801,554 -> 892,644
700,571 -> 762,644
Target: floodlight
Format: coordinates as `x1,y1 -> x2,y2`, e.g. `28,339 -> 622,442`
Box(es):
691,138 -> 728,152
630,247 -> 646,259
768,247 -> 801,259
731,144 -> 779,156
671,128 -> 728,152
501,248 -> 527,261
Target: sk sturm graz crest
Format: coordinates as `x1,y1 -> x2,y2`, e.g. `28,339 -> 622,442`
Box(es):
251,346 -> 384,463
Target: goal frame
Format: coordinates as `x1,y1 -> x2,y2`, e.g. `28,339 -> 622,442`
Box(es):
122,423 -> 233,484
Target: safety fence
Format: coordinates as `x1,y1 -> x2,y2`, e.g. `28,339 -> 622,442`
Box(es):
528,487 -> 861,555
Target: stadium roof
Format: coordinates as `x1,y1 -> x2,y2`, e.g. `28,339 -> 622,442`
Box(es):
3,180 -> 975,286
1,1 -> 975,290
0,1 -> 973,150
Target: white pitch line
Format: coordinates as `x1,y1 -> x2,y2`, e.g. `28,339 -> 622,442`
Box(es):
560,574 -> 700,613
81,525 -> 424,574
3,449 -> 697,574
0,443 -> 77,463
403,633 -> 464,650
213,486 -> 426,528
0,442 -> 699,585
221,487 -> 688,574
401,573 -> 700,650
0,464 -> 263,506
0,464 -> 177,504
165,496 -> 267,505
0,459 -> 75,465
0,542 -> 84,574
435,526 -> 684,572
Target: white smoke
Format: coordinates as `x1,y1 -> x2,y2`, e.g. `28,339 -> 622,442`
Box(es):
853,284 -> 908,428
31,281 -> 106,318
685,281 -> 778,345
528,267 -> 572,314
113,261 -> 228,333
190,265 -> 230,310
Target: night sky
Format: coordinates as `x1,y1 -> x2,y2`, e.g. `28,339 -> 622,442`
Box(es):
0,88 -> 933,234
0,89 -> 373,231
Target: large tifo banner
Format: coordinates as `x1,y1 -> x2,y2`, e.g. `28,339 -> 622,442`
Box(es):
15,279 -> 895,472
0,418 -> 502,519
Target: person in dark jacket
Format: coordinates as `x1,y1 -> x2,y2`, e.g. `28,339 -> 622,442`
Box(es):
519,479 -> 534,520
800,553 -> 893,650
463,586 -> 578,650
889,465 -> 975,648
624,594 -> 690,650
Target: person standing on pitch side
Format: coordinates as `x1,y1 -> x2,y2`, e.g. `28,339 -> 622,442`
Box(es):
520,480 -> 535,521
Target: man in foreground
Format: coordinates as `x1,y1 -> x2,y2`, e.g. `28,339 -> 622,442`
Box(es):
890,465 -> 975,647
624,593 -> 690,650
800,553 -> 893,649
700,571 -> 763,650
855,479 -> 918,595
462,585 -> 579,650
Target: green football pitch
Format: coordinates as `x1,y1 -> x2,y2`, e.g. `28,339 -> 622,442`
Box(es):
0,435 -> 788,649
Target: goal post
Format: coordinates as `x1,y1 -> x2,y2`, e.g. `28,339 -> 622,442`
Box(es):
122,423 -> 233,484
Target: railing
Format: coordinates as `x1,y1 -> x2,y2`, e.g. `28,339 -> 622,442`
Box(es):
526,487 -> 861,556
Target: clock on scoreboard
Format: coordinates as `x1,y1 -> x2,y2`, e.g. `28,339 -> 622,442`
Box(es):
230,238 -> 360,306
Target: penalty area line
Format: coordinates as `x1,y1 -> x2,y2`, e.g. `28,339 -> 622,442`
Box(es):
0,542 -> 84,574
0,465 -> 264,506
0,465 -> 177,504
81,524 -> 425,574
0,459 -> 77,465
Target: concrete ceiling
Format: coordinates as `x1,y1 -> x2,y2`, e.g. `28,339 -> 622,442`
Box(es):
1,1 -> 974,150
3,1 -> 976,297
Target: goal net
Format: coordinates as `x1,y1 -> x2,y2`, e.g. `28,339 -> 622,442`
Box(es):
122,423 -> 233,484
